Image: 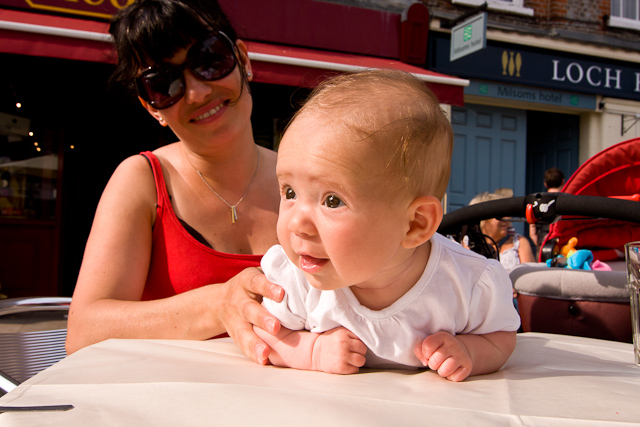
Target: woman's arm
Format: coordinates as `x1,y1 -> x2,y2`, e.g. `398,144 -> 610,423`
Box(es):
66,155 -> 283,363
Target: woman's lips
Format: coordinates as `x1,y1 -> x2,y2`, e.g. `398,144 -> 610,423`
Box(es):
192,102 -> 225,122
299,255 -> 328,273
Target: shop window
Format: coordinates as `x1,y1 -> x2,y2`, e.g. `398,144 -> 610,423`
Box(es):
610,0 -> 640,30
452,0 -> 534,16
0,112 -> 57,221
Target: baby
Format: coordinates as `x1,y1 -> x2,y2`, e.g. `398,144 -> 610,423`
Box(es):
254,69 -> 520,382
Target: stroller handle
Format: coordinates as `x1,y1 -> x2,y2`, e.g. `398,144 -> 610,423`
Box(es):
438,193 -> 640,235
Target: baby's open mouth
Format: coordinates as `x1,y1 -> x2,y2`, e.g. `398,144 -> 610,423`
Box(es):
299,255 -> 328,273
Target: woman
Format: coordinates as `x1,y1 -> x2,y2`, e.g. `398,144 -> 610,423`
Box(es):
469,192 -> 536,271
66,0 -> 283,366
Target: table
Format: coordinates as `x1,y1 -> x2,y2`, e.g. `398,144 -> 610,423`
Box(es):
1,333 -> 639,426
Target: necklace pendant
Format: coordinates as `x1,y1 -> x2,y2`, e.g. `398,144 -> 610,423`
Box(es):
194,146 -> 259,226
231,206 -> 238,224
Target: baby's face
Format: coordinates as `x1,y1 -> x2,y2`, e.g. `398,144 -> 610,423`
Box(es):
275,112 -> 414,292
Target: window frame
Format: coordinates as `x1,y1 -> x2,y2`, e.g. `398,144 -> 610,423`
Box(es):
451,0 -> 534,16
610,0 -> 640,30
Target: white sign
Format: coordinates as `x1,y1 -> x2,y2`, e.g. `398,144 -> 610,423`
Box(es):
450,12 -> 487,62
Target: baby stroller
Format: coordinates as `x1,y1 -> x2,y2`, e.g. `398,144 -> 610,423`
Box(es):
438,137 -> 640,343
539,137 -> 640,262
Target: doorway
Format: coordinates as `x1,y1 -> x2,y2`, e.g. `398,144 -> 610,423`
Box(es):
526,111 -> 579,194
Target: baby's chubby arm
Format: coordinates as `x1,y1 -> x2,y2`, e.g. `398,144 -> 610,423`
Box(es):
414,330 -> 516,382
254,325 -> 367,374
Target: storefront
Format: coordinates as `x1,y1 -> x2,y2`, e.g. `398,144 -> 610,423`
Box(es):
428,31 -> 640,216
0,1 -> 466,297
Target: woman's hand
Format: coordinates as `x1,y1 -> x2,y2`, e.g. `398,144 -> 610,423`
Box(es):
218,267 -> 284,364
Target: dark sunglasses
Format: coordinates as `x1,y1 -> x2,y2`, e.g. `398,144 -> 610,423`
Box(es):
135,32 -> 237,110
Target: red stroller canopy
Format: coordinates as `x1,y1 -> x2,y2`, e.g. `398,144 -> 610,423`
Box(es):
545,137 -> 640,260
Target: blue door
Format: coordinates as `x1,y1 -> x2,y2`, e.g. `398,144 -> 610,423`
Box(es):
447,104 -> 528,232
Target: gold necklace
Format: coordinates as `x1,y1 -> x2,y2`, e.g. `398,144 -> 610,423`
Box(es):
195,147 -> 260,224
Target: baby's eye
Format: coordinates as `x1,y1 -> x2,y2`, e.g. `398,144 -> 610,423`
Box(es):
284,187 -> 296,200
324,195 -> 344,209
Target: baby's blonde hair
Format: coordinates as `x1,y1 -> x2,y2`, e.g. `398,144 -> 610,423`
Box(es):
292,69 -> 453,200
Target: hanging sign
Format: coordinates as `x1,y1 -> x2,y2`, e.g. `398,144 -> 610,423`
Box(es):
450,12 -> 487,62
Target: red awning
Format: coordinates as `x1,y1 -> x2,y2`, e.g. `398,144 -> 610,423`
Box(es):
0,9 -> 468,105
0,9 -> 114,63
246,41 -> 467,106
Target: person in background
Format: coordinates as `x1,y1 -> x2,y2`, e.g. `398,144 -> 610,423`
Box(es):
253,70 -> 520,382
493,188 -> 516,238
66,0 -> 285,364
470,192 -> 536,272
493,188 -> 513,198
529,167 -> 565,258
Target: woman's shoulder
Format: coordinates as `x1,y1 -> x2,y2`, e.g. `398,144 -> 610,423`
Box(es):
103,152 -> 159,208
111,152 -> 155,182
514,234 -> 532,249
119,143 -> 182,182
145,142 -> 180,165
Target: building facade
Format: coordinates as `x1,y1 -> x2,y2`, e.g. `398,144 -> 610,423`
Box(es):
428,0 -> 640,213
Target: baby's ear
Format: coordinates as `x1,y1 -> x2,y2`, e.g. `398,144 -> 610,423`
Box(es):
402,196 -> 443,249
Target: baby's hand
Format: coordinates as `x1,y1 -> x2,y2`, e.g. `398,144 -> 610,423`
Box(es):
414,331 -> 472,382
311,327 -> 367,374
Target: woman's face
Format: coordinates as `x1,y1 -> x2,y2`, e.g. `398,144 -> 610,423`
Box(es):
481,217 -> 510,242
141,39 -> 254,153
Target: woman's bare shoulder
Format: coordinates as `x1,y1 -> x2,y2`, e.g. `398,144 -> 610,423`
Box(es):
113,143 -> 178,181
101,152 -> 158,208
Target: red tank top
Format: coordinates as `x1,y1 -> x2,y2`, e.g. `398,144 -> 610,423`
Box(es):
140,152 -> 262,300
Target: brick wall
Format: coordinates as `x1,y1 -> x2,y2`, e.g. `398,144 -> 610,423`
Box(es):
327,0 -> 638,51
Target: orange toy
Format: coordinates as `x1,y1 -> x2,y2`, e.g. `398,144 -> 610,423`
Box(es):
559,237 -> 579,258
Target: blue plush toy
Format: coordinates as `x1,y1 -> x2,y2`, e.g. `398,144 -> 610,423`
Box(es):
546,249 -> 594,270
566,249 -> 593,270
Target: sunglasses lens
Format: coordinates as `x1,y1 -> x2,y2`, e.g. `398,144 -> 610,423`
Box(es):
138,66 -> 185,109
135,33 -> 237,110
190,34 -> 237,81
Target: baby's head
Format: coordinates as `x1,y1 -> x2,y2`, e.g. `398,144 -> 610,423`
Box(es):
276,69 -> 453,292
288,69 -> 453,201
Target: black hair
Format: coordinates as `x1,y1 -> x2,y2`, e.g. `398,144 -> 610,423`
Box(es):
544,167 -> 565,189
109,0 -> 241,95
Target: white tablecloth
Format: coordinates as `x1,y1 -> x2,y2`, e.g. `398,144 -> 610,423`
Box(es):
1,333 -> 639,426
